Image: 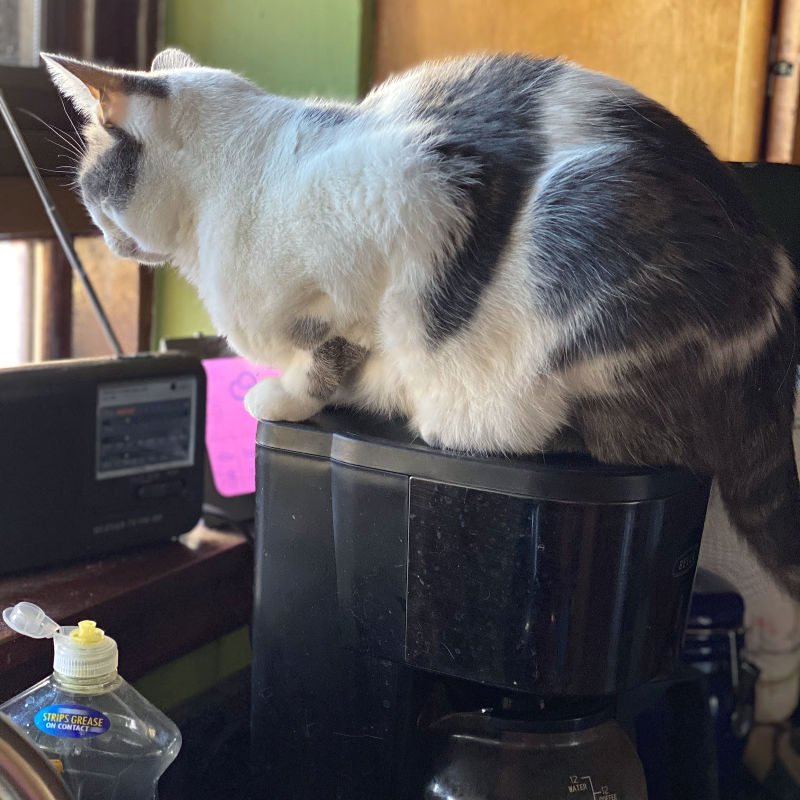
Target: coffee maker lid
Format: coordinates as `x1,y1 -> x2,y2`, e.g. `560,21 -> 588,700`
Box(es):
256,410 -> 709,503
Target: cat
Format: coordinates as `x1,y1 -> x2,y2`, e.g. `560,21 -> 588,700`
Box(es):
42,47 -> 799,597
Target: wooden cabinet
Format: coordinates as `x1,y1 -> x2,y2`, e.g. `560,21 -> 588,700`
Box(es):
371,0 -> 775,161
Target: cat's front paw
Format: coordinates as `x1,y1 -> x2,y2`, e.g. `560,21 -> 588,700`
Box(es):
244,376 -> 325,422
416,421 -> 444,450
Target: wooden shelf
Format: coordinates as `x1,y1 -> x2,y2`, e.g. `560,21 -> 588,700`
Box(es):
0,526 -> 254,700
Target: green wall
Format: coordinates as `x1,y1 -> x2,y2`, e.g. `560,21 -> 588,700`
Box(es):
153,0 -> 371,343
134,626 -> 251,711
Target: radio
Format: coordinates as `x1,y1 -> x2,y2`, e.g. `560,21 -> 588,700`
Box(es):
0,353 -> 206,574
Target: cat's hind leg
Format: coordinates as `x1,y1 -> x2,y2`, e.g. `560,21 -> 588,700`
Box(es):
244,337 -> 367,422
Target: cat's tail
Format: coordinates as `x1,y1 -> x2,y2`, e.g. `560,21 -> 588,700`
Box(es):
717,440 -> 800,600
714,334 -> 800,600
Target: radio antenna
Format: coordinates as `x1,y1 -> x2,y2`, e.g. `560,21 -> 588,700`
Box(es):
0,89 -> 125,358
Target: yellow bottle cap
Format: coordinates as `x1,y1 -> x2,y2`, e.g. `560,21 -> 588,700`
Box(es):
3,602 -> 118,679
70,620 -> 105,645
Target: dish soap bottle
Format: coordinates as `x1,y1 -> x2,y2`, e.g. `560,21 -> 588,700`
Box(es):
0,602 -> 182,800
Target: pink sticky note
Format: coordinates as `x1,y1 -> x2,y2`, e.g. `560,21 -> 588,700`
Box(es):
201,357 -> 281,497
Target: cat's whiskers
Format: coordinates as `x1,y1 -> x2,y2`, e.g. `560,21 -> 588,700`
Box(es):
47,132 -> 85,160
17,107 -> 87,161
36,165 -> 81,190
38,164 -> 77,174
56,91 -> 83,144
44,139 -> 84,165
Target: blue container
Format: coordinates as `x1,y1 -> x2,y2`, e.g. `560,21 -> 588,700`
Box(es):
682,569 -> 757,799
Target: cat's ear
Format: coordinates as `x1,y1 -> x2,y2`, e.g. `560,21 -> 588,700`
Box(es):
41,53 -> 128,126
151,48 -> 198,71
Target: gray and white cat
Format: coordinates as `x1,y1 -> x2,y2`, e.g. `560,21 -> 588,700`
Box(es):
42,48 -> 799,596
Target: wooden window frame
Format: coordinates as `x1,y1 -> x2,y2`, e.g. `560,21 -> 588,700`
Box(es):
0,65 -> 154,357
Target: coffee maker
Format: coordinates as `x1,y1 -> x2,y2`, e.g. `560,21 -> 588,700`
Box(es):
250,410 -> 711,799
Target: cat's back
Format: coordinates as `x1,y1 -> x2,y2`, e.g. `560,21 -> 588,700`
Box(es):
364,54 -> 564,129
358,54 -> 764,258
359,54 -> 780,330
360,53 -> 752,202
360,54 -> 644,153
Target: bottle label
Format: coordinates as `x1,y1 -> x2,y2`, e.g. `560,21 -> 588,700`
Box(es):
34,704 -> 111,738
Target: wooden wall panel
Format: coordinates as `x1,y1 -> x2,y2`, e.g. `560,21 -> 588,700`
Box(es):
372,0 -> 775,161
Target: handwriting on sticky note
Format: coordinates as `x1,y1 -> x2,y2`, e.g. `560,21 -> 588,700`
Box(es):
202,357 -> 281,497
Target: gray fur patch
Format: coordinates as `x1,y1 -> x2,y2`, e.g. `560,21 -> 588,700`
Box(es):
81,128 -> 142,209
410,55 -> 563,342
308,337 -> 366,400
531,96 -> 779,365
121,74 -> 168,98
303,103 -> 356,127
288,317 -> 330,349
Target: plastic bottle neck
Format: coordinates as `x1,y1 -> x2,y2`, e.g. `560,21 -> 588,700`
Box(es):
53,670 -> 122,695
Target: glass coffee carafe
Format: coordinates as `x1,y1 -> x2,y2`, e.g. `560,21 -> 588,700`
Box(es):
424,705 -> 647,800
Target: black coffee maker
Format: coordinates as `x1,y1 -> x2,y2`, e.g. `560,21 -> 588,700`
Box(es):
250,411 -> 711,799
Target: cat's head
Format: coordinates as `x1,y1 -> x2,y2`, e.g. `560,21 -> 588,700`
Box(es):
42,48 -> 256,265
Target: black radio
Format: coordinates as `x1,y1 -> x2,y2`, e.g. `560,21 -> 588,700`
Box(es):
0,352 -> 206,574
